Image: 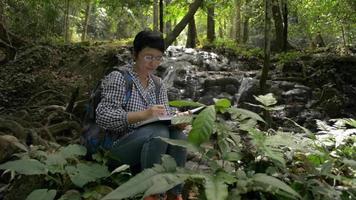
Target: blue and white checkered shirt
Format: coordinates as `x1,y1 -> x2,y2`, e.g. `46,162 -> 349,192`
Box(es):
95,65 -> 174,138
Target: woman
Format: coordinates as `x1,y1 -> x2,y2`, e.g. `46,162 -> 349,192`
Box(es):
96,30 -> 186,200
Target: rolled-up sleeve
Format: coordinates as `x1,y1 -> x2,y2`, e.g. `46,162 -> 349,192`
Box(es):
96,71 -> 129,131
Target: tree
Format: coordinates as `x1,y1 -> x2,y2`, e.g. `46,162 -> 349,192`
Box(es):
241,0 -> 251,44
153,0 -> 159,31
82,0 -> 91,41
164,0 -> 172,33
159,0 -> 164,33
186,3 -> 198,48
234,0 -> 241,43
207,2 -> 215,42
260,0 -> 272,93
64,0 -> 71,43
164,0 -> 203,48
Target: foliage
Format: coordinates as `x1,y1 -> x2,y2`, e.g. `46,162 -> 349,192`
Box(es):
1,96 -> 355,199
274,51 -> 304,69
102,96 -> 355,200
0,144 -> 113,199
202,38 -> 264,58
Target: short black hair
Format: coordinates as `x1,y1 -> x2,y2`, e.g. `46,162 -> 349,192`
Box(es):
133,30 -> 165,54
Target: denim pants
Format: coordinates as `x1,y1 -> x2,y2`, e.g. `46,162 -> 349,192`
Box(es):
110,122 -> 187,195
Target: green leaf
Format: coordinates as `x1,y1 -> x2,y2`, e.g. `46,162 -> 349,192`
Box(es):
0,159 -> 47,175
264,148 -> 286,168
58,190 -> 81,200
102,162 -> 187,200
204,175 -> 229,200
223,152 -> 242,162
171,115 -> 193,125
157,137 -> 200,152
65,163 -> 110,187
59,144 -> 87,159
188,105 -> 216,146
169,100 -> 205,108
228,107 -> 266,123
161,155 -> 177,172
285,118 -> 315,139
25,189 -> 56,200
252,173 -> 301,199
214,98 -> 231,113
254,93 -> 277,107
45,154 -> 67,169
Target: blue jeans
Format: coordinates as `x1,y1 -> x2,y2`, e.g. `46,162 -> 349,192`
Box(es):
109,122 -> 187,195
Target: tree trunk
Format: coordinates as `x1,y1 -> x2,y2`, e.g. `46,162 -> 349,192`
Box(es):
153,0 -> 159,31
64,0 -> 70,43
82,0 -> 91,41
165,0 -> 172,33
0,0 -> 4,24
271,0 -> 283,51
234,0 -> 241,43
186,15 -> 197,48
164,0 -> 203,48
159,0 -> 164,33
207,3 -> 215,43
260,0 -> 272,93
242,18 -> 249,43
282,0 -> 288,51
341,25 -> 347,47
242,0 -> 250,44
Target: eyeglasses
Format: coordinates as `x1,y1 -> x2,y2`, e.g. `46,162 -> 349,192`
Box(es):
143,55 -> 164,62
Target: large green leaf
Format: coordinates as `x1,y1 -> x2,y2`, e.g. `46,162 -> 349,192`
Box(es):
0,159 -> 47,175
252,173 -> 301,199
157,137 -> 200,152
65,163 -> 110,187
228,107 -> 266,123
59,144 -> 87,159
169,100 -> 205,108
102,157 -> 188,200
25,189 -> 56,200
171,115 -> 193,125
254,93 -> 277,107
45,154 -> 67,174
204,174 -> 229,200
188,105 -> 216,146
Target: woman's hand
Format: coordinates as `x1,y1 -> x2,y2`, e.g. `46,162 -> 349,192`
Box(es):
145,104 -> 167,118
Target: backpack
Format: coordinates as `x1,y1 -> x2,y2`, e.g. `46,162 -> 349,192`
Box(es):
81,67 -> 162,155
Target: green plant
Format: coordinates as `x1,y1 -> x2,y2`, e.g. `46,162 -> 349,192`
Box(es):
0,144 -> 112,200
101,98 -> 304,200
102,96 -> 355,200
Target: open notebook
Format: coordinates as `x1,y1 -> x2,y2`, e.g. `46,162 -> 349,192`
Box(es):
138,106 -> 205,127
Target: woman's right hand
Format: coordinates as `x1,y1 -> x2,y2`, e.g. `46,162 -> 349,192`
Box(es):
145,104 -> 167,118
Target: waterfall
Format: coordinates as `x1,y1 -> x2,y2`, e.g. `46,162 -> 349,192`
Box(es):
234,77 -> 255,106
162,66 -> 177,89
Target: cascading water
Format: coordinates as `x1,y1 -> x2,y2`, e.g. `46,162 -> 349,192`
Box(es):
162,65 -> 176,89
234,77 -> 255,106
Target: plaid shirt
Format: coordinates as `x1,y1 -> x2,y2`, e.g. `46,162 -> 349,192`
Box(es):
96,65 -> 174,138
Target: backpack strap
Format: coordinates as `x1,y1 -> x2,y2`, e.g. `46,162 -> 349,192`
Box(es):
117,69 -> 133,109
